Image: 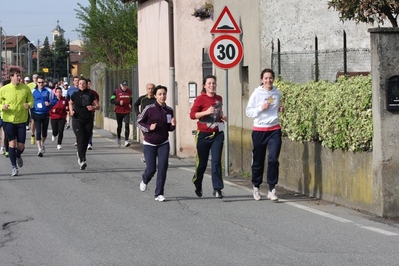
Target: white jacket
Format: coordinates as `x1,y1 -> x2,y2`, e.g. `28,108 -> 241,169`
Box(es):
245,85 -> 281,129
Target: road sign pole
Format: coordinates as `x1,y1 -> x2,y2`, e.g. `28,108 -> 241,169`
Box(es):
224,69 -> 229,177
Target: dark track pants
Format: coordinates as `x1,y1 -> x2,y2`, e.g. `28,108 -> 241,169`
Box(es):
116,113 -> 130,140
72,118 -> 93,162
251,129 -> 282,188
142,142 -> 170,197
192,131 -> 224,191
51,118 -> 66,145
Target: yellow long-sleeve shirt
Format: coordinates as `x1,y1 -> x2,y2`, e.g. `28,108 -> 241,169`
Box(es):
0,83 -> 34,124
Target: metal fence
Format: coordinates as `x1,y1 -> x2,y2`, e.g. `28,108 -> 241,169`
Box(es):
103,65 -> 139,140
271,33 -> 371,83
104,65 -> 139,119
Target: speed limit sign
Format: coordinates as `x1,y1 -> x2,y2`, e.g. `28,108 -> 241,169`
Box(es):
209,35 -> 243,69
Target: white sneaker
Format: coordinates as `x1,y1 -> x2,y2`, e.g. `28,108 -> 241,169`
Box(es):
0,146 -> 4,155
124,140 -> 130,147
267,188 -> 278,201
51,135 -> 55,141
87,144 -> 92,150
57,145 -> 62,150
155,195 -> 166,202
41,144 -> 45,154
11,167 -> 18,177
140,181 -> 147,192
37,149 -> 43,157
253,187 -> 261,201
80,161 -> 87,170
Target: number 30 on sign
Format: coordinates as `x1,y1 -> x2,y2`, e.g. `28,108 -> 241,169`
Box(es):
209,35 -> 243,69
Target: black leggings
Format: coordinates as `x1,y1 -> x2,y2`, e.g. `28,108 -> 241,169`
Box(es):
116,113 -> 130,140
72,118 -> 93,162
51,118 -> 66,145
32,113 -> 49,141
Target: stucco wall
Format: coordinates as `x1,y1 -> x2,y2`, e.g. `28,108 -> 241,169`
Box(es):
137,1 -> 170,94
259,0 -> 370,68
174,0 -> 216,157
370,28 -> 399,217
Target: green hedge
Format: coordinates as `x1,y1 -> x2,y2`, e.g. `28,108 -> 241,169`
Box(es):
276,75 -> 373,152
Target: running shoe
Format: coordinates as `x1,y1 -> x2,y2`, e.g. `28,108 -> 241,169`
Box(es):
155,195 -> 166,202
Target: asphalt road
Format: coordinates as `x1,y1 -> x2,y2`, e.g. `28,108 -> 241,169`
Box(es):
1,127 -> 399,266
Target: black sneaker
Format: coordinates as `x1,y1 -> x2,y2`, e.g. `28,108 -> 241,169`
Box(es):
195,187 -> 202,198
213,189 -> 224,199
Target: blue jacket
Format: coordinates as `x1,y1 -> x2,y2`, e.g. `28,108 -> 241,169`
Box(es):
31,87 -> 54,114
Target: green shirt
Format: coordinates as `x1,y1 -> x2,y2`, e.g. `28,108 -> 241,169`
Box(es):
28,82 -> 36,90
0,83 -> 34,124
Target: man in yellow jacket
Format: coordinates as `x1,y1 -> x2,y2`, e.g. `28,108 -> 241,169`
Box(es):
0,67 -> 34,176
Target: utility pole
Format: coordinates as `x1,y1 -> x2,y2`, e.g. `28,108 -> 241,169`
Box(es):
36,39 -> 40,72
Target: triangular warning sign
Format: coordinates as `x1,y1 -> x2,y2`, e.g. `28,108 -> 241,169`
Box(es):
210,6 -> 242,34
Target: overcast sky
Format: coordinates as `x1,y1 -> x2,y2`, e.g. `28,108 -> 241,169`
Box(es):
0,0 -> 90,44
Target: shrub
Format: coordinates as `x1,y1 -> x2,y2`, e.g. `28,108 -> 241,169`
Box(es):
276,75 -> 372,152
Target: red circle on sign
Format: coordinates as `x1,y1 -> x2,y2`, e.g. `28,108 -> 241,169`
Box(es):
209,35 -> 243,69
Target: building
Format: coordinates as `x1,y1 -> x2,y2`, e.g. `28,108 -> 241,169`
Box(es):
1,35 -> 35,75
69,40 -> 85,77
52,20 -> 65,42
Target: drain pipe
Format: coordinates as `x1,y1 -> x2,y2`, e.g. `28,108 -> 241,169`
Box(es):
166,0 -> 176,155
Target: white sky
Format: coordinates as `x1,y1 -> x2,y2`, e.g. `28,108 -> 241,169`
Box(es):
0,0 -> 90,44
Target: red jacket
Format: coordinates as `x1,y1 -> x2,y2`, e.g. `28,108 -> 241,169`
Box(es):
49,96 -> 69,119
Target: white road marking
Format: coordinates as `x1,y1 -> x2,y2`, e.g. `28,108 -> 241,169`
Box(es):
179,166 -> 399,236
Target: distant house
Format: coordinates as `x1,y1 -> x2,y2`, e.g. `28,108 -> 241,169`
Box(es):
1,35 -> 35,74
69,40 -> 85,77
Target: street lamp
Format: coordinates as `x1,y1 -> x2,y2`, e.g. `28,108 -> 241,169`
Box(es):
19,42 -> 33,74
14,34 -> 22,66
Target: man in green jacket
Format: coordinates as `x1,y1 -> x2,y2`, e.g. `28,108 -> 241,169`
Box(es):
0,67 -> 34,176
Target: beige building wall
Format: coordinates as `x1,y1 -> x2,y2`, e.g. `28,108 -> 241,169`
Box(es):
174,0 -> 215,156
137,1 -> 170,93
137,0 -> 215,157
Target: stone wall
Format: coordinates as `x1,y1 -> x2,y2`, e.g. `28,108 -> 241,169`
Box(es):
230,125 -> 377,215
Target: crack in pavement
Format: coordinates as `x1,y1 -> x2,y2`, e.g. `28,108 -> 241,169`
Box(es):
1,217 -> 34,248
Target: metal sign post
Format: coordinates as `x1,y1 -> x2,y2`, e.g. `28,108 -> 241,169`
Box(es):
210,6 -> 243,177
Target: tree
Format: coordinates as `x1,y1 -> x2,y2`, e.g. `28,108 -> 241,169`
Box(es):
53,35 -> 70,80
39,37 -> 54,78
328,0 -> 399,27
75,0 -> 138,70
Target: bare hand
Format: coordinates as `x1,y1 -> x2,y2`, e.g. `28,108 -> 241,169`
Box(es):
279,105 -> 284,112
261,102 -> 270,110
45,101 -> 50,106
3,104 -> 9,110
171,118 -> 176,126
120,100 -> 124,105
221,115 -> 227,122
206,106 -> 215,115
87,105 -> 96,112
150,123 -> 157,130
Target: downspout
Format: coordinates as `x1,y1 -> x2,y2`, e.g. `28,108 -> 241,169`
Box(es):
166,0 -> 176,155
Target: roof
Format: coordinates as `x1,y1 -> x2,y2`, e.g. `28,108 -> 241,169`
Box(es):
1,35 -> 34,49
69,44 -> 84,63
